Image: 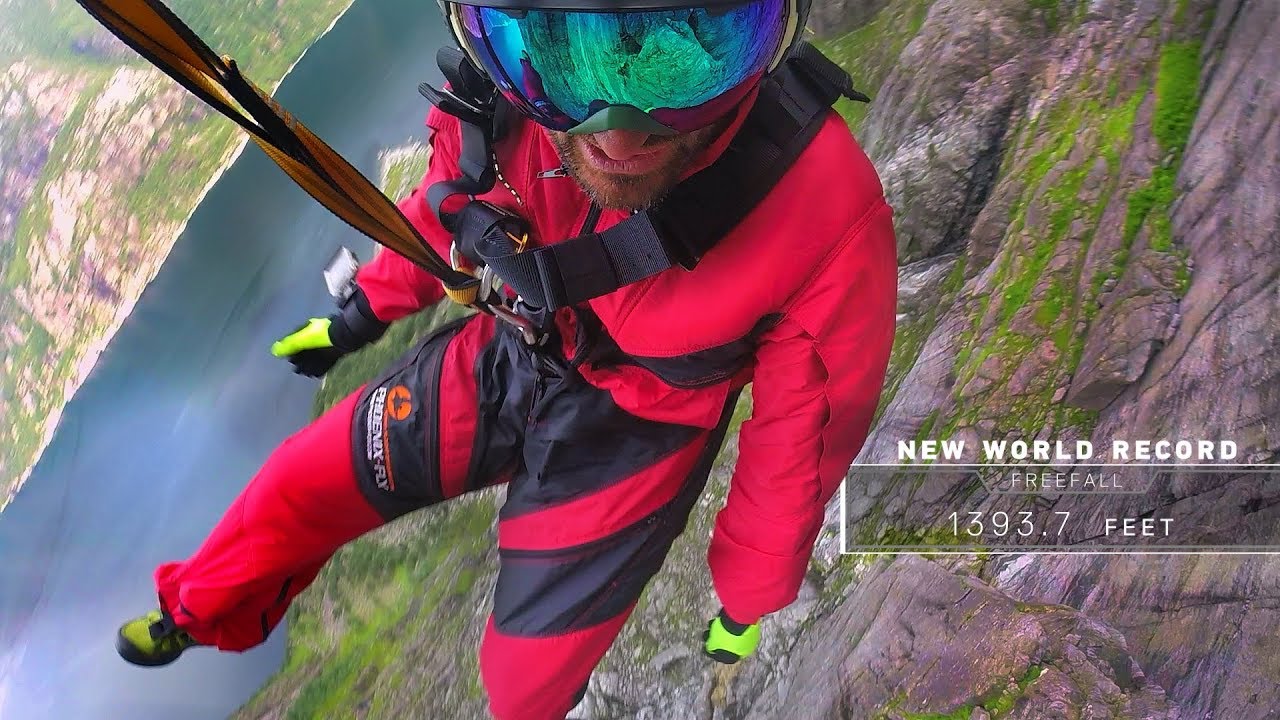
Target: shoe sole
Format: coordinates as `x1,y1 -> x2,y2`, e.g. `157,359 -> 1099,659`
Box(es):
115,628 -> 181,667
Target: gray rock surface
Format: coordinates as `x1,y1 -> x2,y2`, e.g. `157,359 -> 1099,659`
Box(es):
989,6 -> 1280,720
746,556 -> 1174,720
1095,0 -> 1280,460
861,0 -> 1038,262
990,553 -> 1280,720
747,1 -> 1280,719
1067,251 -> 1182,410
897,253 -> 962,321
807,0 -> 892,36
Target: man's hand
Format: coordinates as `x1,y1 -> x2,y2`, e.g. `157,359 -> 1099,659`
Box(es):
702,608 -> 760,665
271,288 -> 390,378
271,318 -> 346,377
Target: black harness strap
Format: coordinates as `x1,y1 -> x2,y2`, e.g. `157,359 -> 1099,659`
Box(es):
420,48 -> 508,226
433,43 -> 869,313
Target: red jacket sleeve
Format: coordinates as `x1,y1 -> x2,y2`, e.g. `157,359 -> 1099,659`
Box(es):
707,201 -> 898,624
355,108 -> 465,322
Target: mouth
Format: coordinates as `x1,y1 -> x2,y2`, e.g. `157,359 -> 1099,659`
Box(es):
579,138 -> 670,176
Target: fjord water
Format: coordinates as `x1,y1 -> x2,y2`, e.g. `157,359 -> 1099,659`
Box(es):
0,2 -> 449,717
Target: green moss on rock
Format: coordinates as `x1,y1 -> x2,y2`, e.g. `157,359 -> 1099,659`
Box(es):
898,707 -> 975,720
1027,0 -> 1062,32
1121,40 -> 1203,289
1124,164 -> 1177,250
1153,41 -> 1203,154
873,663 -> 1044,719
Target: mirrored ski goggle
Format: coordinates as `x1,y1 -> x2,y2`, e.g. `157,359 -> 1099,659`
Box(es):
446,0 -> 792,134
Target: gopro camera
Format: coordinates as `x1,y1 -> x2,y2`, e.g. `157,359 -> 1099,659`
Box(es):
324,247 -> 360,306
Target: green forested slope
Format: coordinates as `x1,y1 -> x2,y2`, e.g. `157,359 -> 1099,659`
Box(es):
0,0 -> 353,509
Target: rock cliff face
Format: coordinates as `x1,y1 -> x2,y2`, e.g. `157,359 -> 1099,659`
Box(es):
751,556 -> 1176,720
233,1 -> 1280,718
744,1 -> 1280,719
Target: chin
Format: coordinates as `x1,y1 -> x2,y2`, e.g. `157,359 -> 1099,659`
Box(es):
548,132 -> 683,211
582,174 -> 670,211
573,152 -> 681,210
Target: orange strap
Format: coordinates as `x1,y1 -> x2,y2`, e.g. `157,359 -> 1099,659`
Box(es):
75,0 -> 478,299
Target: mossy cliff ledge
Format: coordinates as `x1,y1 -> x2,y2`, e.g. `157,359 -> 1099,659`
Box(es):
783,1 -> 1280,719
0,0 -> 354,510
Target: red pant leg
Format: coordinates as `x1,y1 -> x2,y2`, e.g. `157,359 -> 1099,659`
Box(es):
154,315 -> 500,651
479,609 -> 633,720
478,384 -> 740,720
153,391 -> 381,650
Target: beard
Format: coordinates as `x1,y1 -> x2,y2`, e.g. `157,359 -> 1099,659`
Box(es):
547,118 -> 731,210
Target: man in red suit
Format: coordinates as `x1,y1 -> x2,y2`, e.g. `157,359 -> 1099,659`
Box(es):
116,1 -> 898,718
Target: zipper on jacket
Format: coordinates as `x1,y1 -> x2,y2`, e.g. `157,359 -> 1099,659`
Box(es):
537,166 -> 569,179
525,372 -> 546,428
524,349 -> 562,429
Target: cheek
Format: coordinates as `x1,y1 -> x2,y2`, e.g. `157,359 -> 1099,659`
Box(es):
546,131 -> 577,160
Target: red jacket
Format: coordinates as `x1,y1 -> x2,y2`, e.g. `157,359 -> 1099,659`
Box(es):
356,95 -> 897,624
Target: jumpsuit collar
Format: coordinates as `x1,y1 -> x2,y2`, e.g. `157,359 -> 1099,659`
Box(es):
676,84 -> 763,183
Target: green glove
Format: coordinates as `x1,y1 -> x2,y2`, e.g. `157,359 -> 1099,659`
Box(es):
271,317 -> 334,356
271,318 -> 345,377
703,609 -> 760,665
270,289 -> 389,378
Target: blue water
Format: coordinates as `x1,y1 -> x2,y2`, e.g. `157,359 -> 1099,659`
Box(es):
0,3 -> 450,718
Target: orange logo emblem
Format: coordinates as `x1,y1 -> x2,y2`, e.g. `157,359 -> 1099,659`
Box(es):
386,385 -> 412,421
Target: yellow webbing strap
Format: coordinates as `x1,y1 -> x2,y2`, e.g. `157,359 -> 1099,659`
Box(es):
444,283 -> 481,306
75,0 -> 478,301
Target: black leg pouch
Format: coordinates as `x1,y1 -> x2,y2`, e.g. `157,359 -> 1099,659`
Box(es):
351,315 -> 472,520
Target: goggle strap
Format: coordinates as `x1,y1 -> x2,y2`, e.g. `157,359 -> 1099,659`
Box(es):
424,49 -> 503,230
659,43 -> 858,261
437,46 -> 494,105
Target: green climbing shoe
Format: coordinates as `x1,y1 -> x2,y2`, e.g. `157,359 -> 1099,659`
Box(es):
116,609 -> 199,667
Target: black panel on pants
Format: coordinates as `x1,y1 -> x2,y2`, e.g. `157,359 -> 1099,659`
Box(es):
500,345 -> 705,519
463,325 -> 544,493
492,391 -> 740,637
351,316 -> 470,520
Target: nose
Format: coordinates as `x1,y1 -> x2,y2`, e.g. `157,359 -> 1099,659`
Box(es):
590,129 -> 655,160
